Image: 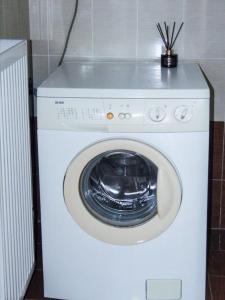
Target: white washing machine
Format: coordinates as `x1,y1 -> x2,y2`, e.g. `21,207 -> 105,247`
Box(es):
37,61 -> 209,300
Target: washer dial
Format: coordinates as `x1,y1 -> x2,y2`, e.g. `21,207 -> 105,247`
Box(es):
174,106 -> 193,122
149,107 -> 166,122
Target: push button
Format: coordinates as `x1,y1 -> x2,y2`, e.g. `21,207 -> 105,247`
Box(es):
118,113 -> 125,119
106,112 -> 114,120
125,113 -> 131,119
118,113 -> 131,120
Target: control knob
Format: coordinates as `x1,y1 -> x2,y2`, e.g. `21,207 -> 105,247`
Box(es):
149,107 -> 166,122
174,106 -> 193,122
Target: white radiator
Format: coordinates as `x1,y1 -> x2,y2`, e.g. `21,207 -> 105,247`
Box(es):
0,40 -> 34,300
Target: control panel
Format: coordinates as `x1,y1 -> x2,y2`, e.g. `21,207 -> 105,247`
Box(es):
38,97 -> 209,132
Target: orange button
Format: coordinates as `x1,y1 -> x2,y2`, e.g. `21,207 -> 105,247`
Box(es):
106,112 -> 114,120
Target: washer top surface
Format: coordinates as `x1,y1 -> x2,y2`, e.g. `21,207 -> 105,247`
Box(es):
38,61 -> 209,99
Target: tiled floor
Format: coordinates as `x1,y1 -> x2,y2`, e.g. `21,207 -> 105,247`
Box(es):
209,275 -> 225,300
207,250 -> 225,299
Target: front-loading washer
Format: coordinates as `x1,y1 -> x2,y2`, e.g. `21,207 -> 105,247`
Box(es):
37,61 -> 209,300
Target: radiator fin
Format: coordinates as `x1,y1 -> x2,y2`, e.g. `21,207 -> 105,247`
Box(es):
0,50 -> 34,299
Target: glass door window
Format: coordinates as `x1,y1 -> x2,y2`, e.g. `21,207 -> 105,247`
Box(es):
80,150 -> 158,227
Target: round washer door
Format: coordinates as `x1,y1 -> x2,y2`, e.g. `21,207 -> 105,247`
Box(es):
64,139 -> 182,245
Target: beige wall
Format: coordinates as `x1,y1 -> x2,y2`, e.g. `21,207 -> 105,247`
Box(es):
0,0 -> 29,39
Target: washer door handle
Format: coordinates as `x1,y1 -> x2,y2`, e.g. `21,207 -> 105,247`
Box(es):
157,168 -> 181,219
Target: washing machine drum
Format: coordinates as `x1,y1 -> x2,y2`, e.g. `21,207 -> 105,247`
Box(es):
64,139 -> 182,245
80,150 -> 158,227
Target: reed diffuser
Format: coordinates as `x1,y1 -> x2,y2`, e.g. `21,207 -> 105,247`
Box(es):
157,22 -> 184,68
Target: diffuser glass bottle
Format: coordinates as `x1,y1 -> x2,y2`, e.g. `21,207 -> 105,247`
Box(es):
157,22 -> 183,68
161,49 -> 178,68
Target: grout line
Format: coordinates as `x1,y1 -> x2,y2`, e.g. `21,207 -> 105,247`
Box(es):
210,274 -> 225,278
135,0 -> 139,59
208,274 -> 214,300
211,179 -> 225,182
47,0 -> 51,74
211,227 -> 225,230
209,249 -> 225,252
91,0 -> 94,58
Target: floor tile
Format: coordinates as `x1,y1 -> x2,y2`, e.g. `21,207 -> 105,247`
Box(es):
208,250 -> 225,276
24,270 -> 44,299
220,181 -> 225,228
206,275 -> 212,300
220,229 -> 225,250
209,122 -> 224,180
208,180 -> 221,228
210,275 -> 225,300
208,229 -> 220,251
